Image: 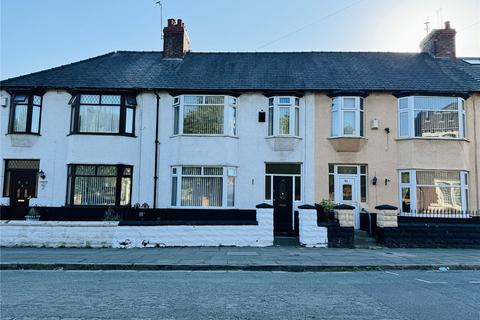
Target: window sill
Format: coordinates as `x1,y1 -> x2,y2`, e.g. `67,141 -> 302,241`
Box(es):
67,133 -> 137,138
266,135 -> 302,140
170,134 -> 238,139
6,132 -> 41,136
265,136 -> 301,151
396,137 -> 469,142
328,136 -> 366,152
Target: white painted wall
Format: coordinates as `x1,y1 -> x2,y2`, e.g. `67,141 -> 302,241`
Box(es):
0,90 -> 316,211
0,208 -> 274,247
298,208 -> 328,247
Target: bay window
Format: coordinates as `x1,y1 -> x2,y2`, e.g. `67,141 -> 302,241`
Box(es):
399,170 -> 468,213
70,94 -> 136,135
9,93 -> 43,134
171,166 -> 236,207
398,96 -> 465,139
173,95 -> 237,135
267,97 -> 300,136
67,164 -> 132,206
331,97 -> 364,137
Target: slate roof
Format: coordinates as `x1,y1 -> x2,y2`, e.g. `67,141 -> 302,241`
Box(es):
1,51 -> 478,93
457,58 -> 480,90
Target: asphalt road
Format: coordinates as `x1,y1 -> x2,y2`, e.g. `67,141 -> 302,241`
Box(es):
1,270 -> 479,319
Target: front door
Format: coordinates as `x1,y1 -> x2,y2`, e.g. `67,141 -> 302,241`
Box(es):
10,171 -> 37,217
337,176 -> 360,229
273,176 -> 293,235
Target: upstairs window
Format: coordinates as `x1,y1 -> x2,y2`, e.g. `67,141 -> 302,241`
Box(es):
9,94 -> 43,134
267,97 -> 300,136
173,95 -> 237,136
398,96 -> 465,139
331,97 -> 364,137
70,94 -> 137,135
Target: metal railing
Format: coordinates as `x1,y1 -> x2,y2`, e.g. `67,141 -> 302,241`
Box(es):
399,209 -> 478,219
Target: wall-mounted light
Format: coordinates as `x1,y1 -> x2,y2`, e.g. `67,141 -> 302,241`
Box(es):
384,128 -> 390,134
258,110 -> 266,122
372,176 -> 377,185
39,170 -> 46,180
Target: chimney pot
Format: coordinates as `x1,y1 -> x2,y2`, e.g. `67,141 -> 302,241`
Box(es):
445,21 -> 450,29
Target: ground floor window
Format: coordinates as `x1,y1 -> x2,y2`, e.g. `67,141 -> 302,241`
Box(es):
171,166 -> 236,207
328,164 -> 367,202
399,170 -> 468,213
67,164 -> 132,206
264,163 -> 301,201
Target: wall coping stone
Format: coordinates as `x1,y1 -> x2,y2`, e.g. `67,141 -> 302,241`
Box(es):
375,204 -> 398,210
298,204 -> 316,210
256,203 -> 273,209
334,204 -> 355,210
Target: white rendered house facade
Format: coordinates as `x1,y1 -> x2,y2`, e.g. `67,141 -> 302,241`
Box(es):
1,19 -> 479,247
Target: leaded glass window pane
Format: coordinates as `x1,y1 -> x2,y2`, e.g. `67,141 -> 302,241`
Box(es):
75,165 -> 96,176
101,95 -> 121,105
97,166 -> 117,176
80,94 -> 100,104
182,167 -> 202,175
33,96 -> 42,105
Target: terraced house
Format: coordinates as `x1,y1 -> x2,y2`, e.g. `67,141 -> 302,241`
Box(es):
1,19 -> 479,248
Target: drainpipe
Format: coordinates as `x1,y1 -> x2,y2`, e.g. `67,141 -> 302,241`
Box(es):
473,94 -> 479,212
153,92 -> 160,209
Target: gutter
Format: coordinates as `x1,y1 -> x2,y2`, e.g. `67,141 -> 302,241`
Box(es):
153,92 -> 160,209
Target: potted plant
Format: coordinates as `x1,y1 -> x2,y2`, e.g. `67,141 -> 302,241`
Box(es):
103,207 -> 121,221
25,205 -> 41,221
317,199 -> 336,222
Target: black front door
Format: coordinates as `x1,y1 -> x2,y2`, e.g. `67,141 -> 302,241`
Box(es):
273,176 -> 293,235
10,170 -> 37,217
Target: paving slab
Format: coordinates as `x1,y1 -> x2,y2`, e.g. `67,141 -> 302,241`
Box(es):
1,246 -> 479,271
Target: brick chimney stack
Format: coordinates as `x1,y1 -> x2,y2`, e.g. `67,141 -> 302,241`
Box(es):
163,18 -> 191,59
420,21 -> 456,58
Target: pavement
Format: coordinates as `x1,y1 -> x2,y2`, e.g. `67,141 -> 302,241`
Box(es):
1,246 -> 480,271
1,270 -> 480,319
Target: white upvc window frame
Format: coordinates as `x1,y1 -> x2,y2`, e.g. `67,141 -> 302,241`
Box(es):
172,95 -> 238,136
171,166 -> 237,208
397,96 -> 465,139
267,96 -> 301,137
331,96 -> 364,137
398,169 -> 469,214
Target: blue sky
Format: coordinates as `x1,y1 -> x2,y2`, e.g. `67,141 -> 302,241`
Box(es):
1,0 -> 479,79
